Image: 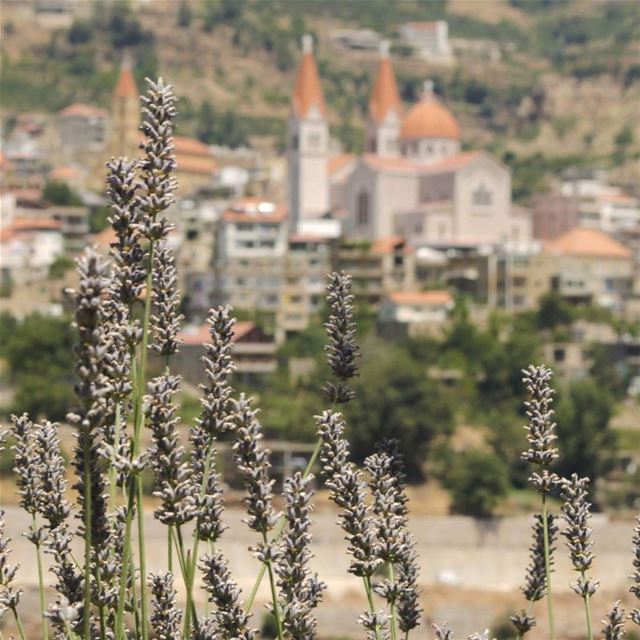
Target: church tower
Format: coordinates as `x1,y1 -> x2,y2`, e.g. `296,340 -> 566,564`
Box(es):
366,41 -> 401,157
287,34 -> 329,231
111,56 -> 140,159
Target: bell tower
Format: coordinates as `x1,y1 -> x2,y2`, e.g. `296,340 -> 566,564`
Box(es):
111,55 -> 140,159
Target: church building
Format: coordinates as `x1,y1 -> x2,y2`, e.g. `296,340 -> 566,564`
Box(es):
287,37 -> 532,249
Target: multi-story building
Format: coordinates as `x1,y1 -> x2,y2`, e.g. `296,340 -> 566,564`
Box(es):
399,21 -> 452,61
335,236 -> 416,307
214,197 -> 288,333
378,290 -> 454,339
280,235 -> 331,335
59,103 -> 109,153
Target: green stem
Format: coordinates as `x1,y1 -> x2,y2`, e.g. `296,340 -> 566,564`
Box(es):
115,481 -> 136,639
581,570 -> 594,640
82,432 -> 93,639
108,403 -> 122,513
262,532 -> 284,640
387,562 -> 398,640
168,525 -> 173,574
32,516 -> 48,640
541,492 -> 555,640
11,606 -> 27,640
175,526 -> 200,636
363,576 -> 382,640
244,437 -> 322,613
63,619 -> 80,640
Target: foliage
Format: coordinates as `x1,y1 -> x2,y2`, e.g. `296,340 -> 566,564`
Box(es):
176,0 -> 192,28
444,449 -> 510,517
555,379 -> 616,490
346,340 -> 455,481
89,205 -> 111,234
48,255 -> 75,280
43,180 -> 84,206
2,313 -> 75,421
536,292 -> 575,329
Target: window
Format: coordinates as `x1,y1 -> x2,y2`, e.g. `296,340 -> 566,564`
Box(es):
553,348 -> 565,363
472,183 -> 492,206
357,190 -> 369,226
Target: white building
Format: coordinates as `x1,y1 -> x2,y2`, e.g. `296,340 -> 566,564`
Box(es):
399,21 -> 452,61
59,103 -> 109,153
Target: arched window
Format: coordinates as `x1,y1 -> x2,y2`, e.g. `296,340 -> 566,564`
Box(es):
472,183 -> 492,206
357,190 -> 369,226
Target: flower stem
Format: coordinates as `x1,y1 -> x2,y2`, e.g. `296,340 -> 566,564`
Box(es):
32,516 -> 48,640
262,532 -> 284,640
11,606 -> 27,640
244,437 -> 322,612
82,431 -> 92,640
363,575 -> 382,640
581,570 -> 594,640
174,526 -> 199,636
541,492 -> 555,640
108,402 -> 122,513
387,562 -> 398,640
115,481 -> 136,640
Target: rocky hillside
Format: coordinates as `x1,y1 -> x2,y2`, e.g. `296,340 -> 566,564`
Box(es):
1,0 -> 639,198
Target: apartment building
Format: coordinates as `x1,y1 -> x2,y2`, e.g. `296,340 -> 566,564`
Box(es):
214,198 -> 288,331
399,21 -> 452,60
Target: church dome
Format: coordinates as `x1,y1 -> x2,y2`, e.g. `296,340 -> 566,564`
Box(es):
400,82 -> 460,141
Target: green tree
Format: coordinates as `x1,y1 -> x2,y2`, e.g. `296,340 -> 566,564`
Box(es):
48,254 -> 75,280
43,180 -> 83,206
176,0 -> 192,28
445,449 -> 510,517
346,343 -> 454,481
5,314 -> 75,421
555,379 -> 616,488
536,292 -> 574,329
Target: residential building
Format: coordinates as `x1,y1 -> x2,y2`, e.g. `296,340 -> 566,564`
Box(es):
281,235 -> 331,335
214,197 -> 288,331
59,103 -> 109,153
331,29 -> 382,51
378,289 -> 454,339
176,321 -> 277,385
335,236 -> 416,307
541,227 -> 634,309
399,21 -> 452,61
49,205 -> 89,254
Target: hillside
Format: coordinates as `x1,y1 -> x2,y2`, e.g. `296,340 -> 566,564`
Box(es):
1,0 -> 639,199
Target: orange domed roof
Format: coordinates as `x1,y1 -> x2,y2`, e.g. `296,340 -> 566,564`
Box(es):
400,84 -> 460,141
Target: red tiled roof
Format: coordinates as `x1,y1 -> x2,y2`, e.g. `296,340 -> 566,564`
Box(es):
543,227 -> 632,259
179,321 -> 256,346
114,63 -> 138,99
404,21 -> 439,30
59,103 -> 108,119
292,40 -> 326,118
93,227 -> 117,248
388,290 -> 453,306
50,166 -> 83,181
176,155 -> 217,175
174,136 -> 213,157
328,154 -> 356,176
401,89 -> 460,141
371,235 -> 413,254
369,52 -> 401,124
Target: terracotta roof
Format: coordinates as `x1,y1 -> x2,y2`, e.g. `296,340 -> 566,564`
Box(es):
176,155 -> 217,175
114,62 -> 138,99
179,321 -> 256,346
289,233 -> 328,243
361,154 -> 423,173
174,136 -> 213,157
544,227 -> 632,259
419,150 -> 483,174
400,88 -> 460,141
93,227 -> 117,247
371,235 -> 412,254
292,40 -> 326,118
404,21 -> 439,30
327,154 -> 356,176
59,103 -> 108,119
369,51 -> 401,124
2,218 -> 62,236
50,166 -> 83,181
388,290 -> 453,306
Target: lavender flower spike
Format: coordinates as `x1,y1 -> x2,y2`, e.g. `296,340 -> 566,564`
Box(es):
601,601 -> 626,640
522,514 -> 557,602
149,572 -> 182,640
433,622 -> 454,640
630,516 -> 640,625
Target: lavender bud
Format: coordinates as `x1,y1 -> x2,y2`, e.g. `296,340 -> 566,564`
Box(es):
150,242 -> 184,357
323,271 -> 360,404
521,365 -> 560,493
149,572 -> 182,640
523,513 -> 557,602
510,610 -> 536,635
601,601 -> 626,640
10,413 -> 42,516
433,623 -> 454,639
0,507 -> 22,617
631,516 -> 640,624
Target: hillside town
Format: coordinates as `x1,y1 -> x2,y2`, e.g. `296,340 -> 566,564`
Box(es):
1,31 -> 639,385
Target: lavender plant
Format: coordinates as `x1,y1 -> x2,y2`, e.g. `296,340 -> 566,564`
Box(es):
3,78 -> 640,640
